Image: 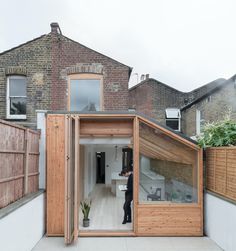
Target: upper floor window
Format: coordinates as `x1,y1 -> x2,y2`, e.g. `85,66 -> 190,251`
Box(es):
68,74 -> 102,111
196,109 -> 204,135
6,75 -> 27,119
165,108 -> 181,131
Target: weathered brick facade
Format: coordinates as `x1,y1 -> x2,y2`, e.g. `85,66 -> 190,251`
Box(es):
129,77 -> 227,132
0,23 -> 131,127
50,25 -> 131,111
129,78 -> 185,126
0,35 -> 51,127
1,22 -> 235,135
182,76 -> 236,136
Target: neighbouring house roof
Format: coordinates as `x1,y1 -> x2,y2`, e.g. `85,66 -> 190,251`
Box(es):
181,75 -> 236,111
129,78 -> 183,93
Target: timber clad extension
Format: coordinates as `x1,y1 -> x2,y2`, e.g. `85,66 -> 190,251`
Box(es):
46,112 -> 203,242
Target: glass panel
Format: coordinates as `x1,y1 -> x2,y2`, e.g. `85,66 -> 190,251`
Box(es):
139,121 -> 198,203
70,79 -> 100,111
9,78 -> 26,96
165,108 -> 180,118
10,97 -> 26,115
166,119 -> 179,130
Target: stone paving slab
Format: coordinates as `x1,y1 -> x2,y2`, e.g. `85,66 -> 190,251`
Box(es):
32,236 -> 223,251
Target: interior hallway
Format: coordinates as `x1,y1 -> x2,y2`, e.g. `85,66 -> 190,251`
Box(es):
79,184 -> 133,231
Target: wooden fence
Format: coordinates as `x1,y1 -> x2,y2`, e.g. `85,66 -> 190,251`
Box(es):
0,119 -> 40,209
206,147 -> 236,201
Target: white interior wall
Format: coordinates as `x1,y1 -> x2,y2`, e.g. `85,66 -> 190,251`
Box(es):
205,192 -> 236,251
82,145 -> 125,197
140,155 -> 150,171
0,193 -> 45,251
94,146 -> 123,185
83,145 -> 96,198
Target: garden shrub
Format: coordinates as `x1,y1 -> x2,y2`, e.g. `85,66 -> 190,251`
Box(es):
197,118 -> 236,148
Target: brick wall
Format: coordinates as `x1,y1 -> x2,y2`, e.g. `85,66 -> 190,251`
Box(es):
51,30 -> 130,111
0,24 -> 131,127
0,35 -> 51,127
129,79 -> 184,127
129,78 -> 228,131
129,80 -> 154,118
150,159 -> 193,186
182,81 -> 236,137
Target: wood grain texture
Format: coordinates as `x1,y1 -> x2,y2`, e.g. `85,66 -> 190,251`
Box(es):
46,114 -> 203,237
206,147 -> 236,201
80,119 -> 133,136
46,114 -> 66,236
137,205 -> 202,236
0,120 -> 40,209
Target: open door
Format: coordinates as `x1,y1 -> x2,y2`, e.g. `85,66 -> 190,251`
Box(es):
65,116 -> 79,244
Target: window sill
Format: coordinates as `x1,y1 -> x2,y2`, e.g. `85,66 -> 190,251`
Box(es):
6,115 -> 27,120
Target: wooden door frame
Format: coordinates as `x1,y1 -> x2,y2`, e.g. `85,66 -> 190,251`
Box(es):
63,113 -> 203,237
77,116 -> 137,237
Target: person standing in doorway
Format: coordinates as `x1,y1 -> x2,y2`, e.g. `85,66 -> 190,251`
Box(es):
122,168 -> 133,224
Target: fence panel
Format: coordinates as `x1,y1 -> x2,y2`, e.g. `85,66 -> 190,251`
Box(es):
206,147 -> 236,201
0,119 -> 40,209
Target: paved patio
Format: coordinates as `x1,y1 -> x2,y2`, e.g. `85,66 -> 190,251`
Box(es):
32,236 -> 223,251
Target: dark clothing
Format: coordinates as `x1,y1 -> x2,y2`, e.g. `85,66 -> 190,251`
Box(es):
125,173 -> 133,198
123,173 -> 133,222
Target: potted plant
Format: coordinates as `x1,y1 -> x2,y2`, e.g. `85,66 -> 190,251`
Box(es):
80,200 -> 91,227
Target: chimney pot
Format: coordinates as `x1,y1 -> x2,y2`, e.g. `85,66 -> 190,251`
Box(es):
146,74 -> 149,79
50,22 -> 61,34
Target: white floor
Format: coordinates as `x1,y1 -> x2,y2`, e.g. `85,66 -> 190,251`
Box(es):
32,236 -> 223,251
79,184 -> 132,231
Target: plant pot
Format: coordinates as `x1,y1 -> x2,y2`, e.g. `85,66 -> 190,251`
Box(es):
83,219 -> 90,227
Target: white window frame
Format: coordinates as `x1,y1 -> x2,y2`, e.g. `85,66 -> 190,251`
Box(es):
165,108 -> 181,131
196,109 -> 204,135
6,75 -> 27,119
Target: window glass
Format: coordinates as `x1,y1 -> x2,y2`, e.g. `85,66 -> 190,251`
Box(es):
10,97 -> 26,115
70,79 -> 100,111
7,76 -> 27,117
9,78 -> 26,96
165,108 -> 181,131
166,119 -> 179,130
139,121 -> 198,203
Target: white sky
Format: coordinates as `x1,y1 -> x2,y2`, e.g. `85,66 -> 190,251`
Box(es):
0,0 -> 235,91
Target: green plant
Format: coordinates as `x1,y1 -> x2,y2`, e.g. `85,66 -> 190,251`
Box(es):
80,200 -> 91,220
197,118 -> 236,148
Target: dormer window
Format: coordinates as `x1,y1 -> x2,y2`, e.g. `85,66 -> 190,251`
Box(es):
165,108 -> 181,131
6,75 -> 27,119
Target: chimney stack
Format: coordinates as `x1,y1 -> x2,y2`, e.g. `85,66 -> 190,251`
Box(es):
50,22 -> 62,34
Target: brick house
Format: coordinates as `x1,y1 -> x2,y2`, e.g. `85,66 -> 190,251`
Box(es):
181,74 -> 236,137
129,76 -> 228,134
0,23 -> 132,128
